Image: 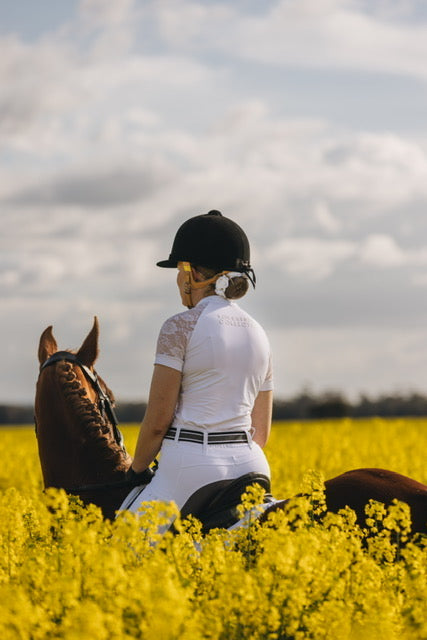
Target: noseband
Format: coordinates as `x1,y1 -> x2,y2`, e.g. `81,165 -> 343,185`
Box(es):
39,351 -> 125,452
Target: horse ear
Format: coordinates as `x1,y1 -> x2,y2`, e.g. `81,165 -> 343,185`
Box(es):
76,317 -> 99,367
38,326 -> 58,364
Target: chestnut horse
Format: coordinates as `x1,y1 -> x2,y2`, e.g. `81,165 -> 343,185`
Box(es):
35,318 -> 427,533
35,318 -> 134,519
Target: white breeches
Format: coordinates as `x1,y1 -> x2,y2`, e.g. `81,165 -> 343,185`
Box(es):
118,436 -> 270,516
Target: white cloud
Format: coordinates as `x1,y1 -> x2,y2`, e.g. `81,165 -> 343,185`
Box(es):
2,4 -> 427,224
360,234 -> 406,268
0,208 -> 167,305
78,0 -> 135,28
270,324 -> 427,399
7,162 -> 177,208
359,233 -> 427,270
199,0 -> 427,80
0,296 -> 163,403
268,237 -> 356,279
313,201 -> 342,234
3,97 -> 427,284
355,0 -> 427,22
154,1 -> 235,48
266,233 -> 427,280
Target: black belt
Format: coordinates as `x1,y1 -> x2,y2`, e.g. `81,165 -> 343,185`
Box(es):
164,427 -> 250,445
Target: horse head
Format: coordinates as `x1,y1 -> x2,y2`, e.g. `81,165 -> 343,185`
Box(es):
35,317 -> 132,518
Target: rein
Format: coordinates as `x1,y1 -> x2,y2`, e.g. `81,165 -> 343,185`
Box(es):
66,473 -> 154,494
39,351 -> 125,452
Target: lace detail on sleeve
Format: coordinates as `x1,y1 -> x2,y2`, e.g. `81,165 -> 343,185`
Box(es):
154,302 -> 206,371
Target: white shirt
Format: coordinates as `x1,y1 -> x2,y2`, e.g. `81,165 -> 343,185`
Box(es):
154,295 -> 273,433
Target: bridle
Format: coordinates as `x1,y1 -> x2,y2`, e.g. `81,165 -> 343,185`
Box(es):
39,351 -> 125,452
37,351 -> 156,495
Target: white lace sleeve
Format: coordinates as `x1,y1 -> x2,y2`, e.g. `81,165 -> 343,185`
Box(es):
154,306 -> 205,372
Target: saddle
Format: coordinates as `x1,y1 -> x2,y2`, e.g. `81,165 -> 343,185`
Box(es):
180,472 -> 274,533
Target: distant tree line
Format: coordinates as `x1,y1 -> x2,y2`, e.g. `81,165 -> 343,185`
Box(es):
271,390 -> 427,420
3,390 -> 427,425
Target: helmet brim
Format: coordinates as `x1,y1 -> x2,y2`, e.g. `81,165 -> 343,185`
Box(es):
156,258 -> 178,268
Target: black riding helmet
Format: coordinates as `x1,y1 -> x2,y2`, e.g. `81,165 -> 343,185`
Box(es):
157,210 -> 256,286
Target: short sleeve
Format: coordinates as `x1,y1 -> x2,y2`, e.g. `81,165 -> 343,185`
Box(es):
260,353 -> 273,392
154,316 -> 187,372
154,306 -> 205,372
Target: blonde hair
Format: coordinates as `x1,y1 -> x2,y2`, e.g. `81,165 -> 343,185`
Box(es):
194,265 -> 249,300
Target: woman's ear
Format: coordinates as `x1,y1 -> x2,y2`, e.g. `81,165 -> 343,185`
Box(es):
191,266 -> 203,283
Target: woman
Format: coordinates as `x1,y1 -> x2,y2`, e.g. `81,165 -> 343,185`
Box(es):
119,210 -> 273,523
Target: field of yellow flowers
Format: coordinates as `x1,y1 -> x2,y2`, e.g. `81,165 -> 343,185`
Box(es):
0,418 -> 426,639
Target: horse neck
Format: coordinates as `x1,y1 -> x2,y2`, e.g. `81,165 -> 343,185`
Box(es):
35,364 -> 131,489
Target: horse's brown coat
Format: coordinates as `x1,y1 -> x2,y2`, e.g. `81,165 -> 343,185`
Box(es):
35,319 -> 427,532
35,318 -> 132,519
325,467 -> 427,533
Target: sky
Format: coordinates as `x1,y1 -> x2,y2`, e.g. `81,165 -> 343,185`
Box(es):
2,0 -> 427,404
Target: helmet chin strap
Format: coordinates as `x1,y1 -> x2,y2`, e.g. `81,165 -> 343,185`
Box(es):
180,261 -> 229,309
181,262 -> 194,308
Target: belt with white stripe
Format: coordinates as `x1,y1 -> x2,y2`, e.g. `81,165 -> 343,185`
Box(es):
164,427 -> 250,445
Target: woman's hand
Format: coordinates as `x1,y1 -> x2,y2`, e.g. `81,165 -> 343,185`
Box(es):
125,466 -> 155,486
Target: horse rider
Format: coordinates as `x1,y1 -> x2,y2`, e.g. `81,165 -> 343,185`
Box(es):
119,210 -> 273,527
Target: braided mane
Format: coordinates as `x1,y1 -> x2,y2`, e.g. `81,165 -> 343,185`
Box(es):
57,360 -> 129,471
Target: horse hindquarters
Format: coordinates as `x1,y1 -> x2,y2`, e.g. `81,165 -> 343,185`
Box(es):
259,468 -> 427,535
324,468 -> 427,534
